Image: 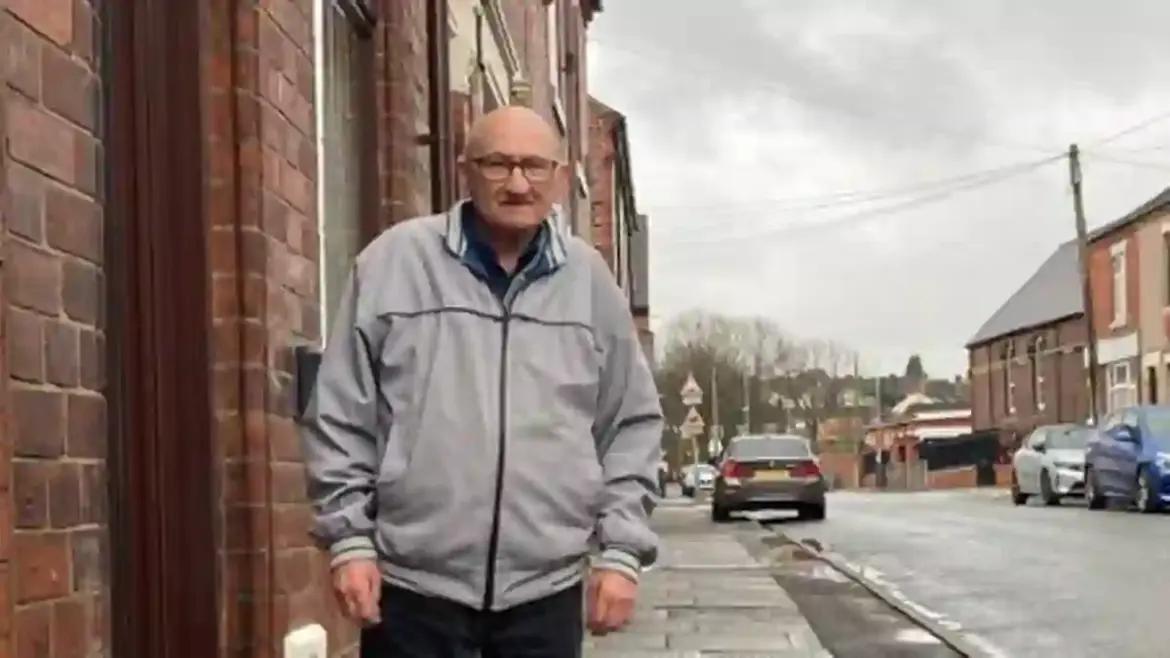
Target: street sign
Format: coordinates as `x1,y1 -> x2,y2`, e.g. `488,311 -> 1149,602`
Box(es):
679,372 -> 703,406
682,406 -> 704,431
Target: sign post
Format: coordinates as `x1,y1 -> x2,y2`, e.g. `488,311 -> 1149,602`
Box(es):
679,373 -> 705,466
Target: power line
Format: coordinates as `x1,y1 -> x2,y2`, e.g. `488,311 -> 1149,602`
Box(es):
654,154 -> 1064,254
1085,109 -> 1170,148
588,37 -> 1061,155
641,155 -> 1067,215
1079,150 -> 1170,173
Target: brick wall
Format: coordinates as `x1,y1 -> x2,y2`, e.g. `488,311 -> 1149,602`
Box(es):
968,317 -> 1089,434
818,453 -> 859,489
204,0 -> 356,655
926,466 -> 977,490
587,99 -> 616,271
503,0 -> 555,127
1089,230 -> 1139,338
378,2 -> 434,225
2,1 -> 107,657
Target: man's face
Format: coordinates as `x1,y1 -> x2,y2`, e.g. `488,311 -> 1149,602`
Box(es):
463,142 -> 566,232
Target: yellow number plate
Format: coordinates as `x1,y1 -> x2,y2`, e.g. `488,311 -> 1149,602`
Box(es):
753,470 -> 789,482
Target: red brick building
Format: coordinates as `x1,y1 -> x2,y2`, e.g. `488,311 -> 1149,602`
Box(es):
967,241 -> 1090,439
1083,189 -> 1170,416
587,97 -> 654,364
0,1 -> 606,657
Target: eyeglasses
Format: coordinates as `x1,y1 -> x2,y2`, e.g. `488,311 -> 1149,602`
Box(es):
471,155 -> 559,182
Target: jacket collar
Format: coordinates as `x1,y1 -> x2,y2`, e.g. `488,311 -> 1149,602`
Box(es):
442,199 -> 569,271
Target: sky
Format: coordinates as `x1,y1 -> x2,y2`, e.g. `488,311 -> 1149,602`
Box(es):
586,0 -> 1170,380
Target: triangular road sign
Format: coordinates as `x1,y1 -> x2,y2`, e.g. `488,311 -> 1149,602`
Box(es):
683,407 -> 704,429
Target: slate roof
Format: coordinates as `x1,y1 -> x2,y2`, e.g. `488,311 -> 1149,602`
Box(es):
1088,185 -> 1170,241
965,240 -> 1083,348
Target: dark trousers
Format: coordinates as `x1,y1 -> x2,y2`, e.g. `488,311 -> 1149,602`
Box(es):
360,583 -> 584,658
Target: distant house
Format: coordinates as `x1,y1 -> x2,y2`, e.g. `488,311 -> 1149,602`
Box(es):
966,240 -> 1090,436
1083,186 -> 1170,414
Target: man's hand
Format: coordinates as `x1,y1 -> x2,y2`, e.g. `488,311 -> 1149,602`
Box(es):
586,569 -> 638,635
332,559 -> 382,625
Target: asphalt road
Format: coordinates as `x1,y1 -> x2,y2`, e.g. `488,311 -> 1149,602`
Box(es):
769,489 -> 1170,657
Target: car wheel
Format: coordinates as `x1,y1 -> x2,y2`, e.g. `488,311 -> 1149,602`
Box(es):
1135,467 -> 1161,514
1085,467 -> 1106,510
1010,471 -> 1029,506
711,504 -> 732,523
798,504 -> 826,521
1040,470 -> 1061,506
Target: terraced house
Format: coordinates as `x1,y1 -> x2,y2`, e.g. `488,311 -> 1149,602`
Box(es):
966,241 -> 1091,439
0,1 -> 646,657
967,185 -> 1170,446
1087,186 -> 1170,410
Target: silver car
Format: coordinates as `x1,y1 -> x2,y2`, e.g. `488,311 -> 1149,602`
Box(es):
711,434 -> 826,522
681,464 -> 716,497
1011,424 -> 1091,506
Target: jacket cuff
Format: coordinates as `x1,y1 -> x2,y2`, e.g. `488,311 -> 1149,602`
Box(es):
329,535 -> 377,569
592,547 -> 641,584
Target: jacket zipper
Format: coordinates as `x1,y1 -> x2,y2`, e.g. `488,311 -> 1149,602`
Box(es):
481,275 -> 532,611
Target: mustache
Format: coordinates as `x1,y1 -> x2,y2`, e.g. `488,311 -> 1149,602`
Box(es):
498,194 -> 535,204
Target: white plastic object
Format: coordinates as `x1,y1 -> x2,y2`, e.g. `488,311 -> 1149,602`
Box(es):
283,623 -> 328,658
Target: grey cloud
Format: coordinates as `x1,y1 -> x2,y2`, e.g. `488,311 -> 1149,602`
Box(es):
591,0 -> 1170,376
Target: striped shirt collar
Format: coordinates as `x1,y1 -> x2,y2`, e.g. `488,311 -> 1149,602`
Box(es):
442,199 -> 569,270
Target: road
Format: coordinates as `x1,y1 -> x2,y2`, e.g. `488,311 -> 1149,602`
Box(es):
769,489 -> 1170,657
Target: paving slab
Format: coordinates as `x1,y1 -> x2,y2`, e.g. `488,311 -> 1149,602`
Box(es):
585,515 -> 829,657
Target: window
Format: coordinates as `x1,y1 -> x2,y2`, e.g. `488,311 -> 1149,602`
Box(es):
1046,426 -> 1090,450
1163,228 -> 1170,307
1003,341 -> 1016,415
1031,336 -> 1046,412
729,436 -> 811,459
314,0 -> 373,344
546,1 -> 561,95
1110,241 -> 1127,327
1148,365 -> 1159,404
1107,361 -> 1137,412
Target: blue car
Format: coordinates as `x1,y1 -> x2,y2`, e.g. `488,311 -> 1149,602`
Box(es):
1085,405 -> 1170,513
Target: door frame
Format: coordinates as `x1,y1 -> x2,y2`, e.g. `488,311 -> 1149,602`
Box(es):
103,0 -> 218,655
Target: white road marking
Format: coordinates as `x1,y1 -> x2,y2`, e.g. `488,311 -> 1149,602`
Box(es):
895,628 -> 944,644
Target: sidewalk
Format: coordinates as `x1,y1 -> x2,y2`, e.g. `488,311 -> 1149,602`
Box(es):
584,509 -> 831,657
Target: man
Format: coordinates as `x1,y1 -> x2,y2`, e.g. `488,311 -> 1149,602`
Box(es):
302,106 -> 664,657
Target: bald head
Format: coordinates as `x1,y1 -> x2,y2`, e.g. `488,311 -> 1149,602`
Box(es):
463,106 -> 563,162
458,106 -> 568,236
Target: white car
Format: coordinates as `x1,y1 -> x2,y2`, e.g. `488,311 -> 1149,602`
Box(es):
1011,424 -> 1091,506
681,464 -> 716,497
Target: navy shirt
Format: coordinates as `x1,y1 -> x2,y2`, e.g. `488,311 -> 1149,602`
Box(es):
460,204 -> 546,301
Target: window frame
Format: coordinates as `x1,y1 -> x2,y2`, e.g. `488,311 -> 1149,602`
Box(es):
545,0 -> 567,132
1031,335 -> 1046,412
1004,341 -> 1017,415
1110,240 -> 1128,327
1107,360 -> 1137,412
314,0 -> 379,347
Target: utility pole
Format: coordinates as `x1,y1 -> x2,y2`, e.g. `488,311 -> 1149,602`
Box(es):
742,370 -> 751,433
1070,144 -> 1101,424
710,365 -> 721,447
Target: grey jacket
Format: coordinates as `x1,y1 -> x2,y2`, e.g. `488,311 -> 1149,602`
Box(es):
301,202 -> 664,611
